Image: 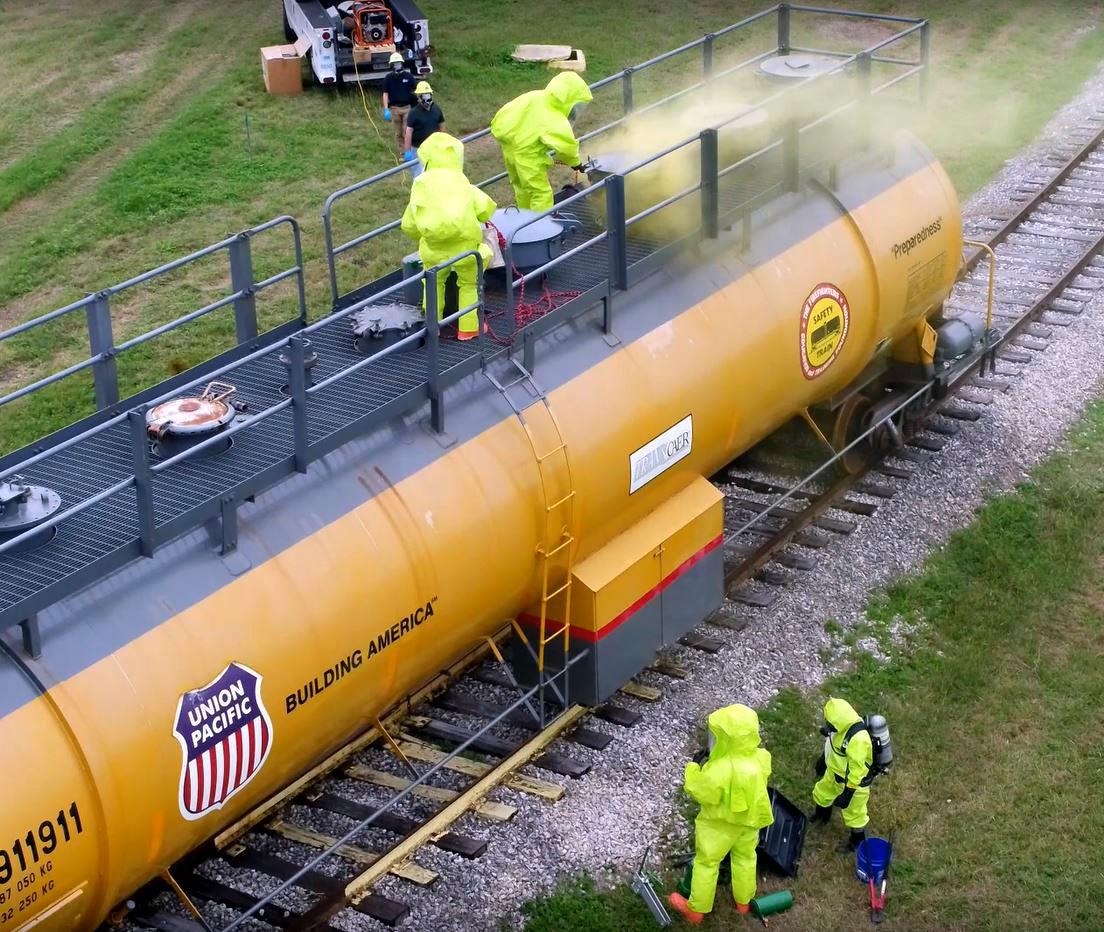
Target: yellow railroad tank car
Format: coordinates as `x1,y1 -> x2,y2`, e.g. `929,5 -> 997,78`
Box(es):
0,131 -> 960,930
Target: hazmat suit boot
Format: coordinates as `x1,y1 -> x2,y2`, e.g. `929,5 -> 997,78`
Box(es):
839,827 -> 867,854
667,893 -> 704,925
812,804 -> 832,824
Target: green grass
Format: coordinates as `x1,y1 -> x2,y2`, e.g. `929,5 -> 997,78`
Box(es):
3,0 -> 1104,451
520,401 -> 1104,931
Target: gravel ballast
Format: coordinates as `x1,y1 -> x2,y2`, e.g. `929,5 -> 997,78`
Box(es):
387,65 -> 1104,932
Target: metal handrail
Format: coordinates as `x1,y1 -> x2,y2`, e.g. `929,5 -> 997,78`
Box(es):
788,4 -> 923,24
0,247 -> 488,557
0,216 -> 307,414
0,6 -> 933,626
321,7 -> 928,306
626,177 -> 703,227
0,294 -> 95,343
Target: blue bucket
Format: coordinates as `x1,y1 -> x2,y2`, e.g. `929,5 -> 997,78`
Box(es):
855,837 -> 891,884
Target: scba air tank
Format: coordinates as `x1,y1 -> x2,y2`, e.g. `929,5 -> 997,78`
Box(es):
867,714 -> 893,771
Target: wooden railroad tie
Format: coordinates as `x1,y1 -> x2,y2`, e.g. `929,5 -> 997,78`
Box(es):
344,707 -> 587,907
343,765 -> 517,822
394,736 -> 566,801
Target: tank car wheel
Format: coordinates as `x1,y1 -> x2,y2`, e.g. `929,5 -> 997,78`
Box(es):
831,395 -> 874,474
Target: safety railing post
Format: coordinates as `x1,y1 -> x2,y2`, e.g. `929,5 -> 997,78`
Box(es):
783,118 -> 800,193
700,129 -> 720,240
85,290 -> 119,410
128,409 -> 156,558
425,268 -> 443,433
622,68 -> 634,115
289,221 -> 309,326
288,335 -> 309,474
919,20 -> 931,103
323,209 -> 341,308
475,253 -> 487,363
605,174 -> 628,293
856,51 -> 873,153
703,33 -> 714,79
227,232 -> 259,344
777,2 -> 791,54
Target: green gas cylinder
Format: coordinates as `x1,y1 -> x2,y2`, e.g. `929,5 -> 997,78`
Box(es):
751,890 -> 795,917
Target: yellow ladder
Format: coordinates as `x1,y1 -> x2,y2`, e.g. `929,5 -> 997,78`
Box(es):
484,358 -> 577,702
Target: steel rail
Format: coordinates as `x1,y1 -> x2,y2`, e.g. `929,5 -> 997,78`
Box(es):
963,123 -> 1104,274
722,124 -> 1104,594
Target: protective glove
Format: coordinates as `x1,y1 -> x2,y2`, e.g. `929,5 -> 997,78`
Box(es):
571,163 -> 584,172
692,748 -> 709,766
820,723 -> 834,737
383,108 -> 392,121
836,787 -> 856,809
403,150 -> 415,162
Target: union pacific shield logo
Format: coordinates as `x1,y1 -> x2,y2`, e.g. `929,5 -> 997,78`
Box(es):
172,662 -> 273,820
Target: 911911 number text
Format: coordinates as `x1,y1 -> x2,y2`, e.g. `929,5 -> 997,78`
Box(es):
0,802 -> 82,887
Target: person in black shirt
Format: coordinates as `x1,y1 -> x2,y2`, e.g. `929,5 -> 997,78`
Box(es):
381,52 -> 417,153
403,81 -> 446,179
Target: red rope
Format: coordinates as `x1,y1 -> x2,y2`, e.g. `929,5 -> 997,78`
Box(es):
484,222 -> 581,344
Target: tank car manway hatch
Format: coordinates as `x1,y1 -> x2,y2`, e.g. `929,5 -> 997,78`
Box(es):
0,7 -> 960,931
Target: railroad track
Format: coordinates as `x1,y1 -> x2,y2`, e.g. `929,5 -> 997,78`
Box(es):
115,117 -> 1104,932
711,113 -> 1104,614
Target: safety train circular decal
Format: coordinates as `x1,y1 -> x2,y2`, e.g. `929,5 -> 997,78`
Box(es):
799,283 -> 850,379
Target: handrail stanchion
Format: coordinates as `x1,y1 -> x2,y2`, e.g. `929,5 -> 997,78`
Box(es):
606,174 -> 628,293
622,67 -> 634,115
505,240 -> 517,331
323,207 -> 341,308
856,51 -> 873,153
783,117 -> 800,192
703,33 -> 715,79
700,129 -> 720,239
474,252 -> 487,362
86,291 -> 118,410
919,20 -> 931,103
290,221 -> 308,325
128,409 -> 155,558
227,232 -> 259,344
425,267 -> 443,433
778,2 -> 791,54
289,335 -> 309,474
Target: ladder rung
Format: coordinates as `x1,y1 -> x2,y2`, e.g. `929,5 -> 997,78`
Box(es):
545,491 -> 576,512
535,443 -> 567,463
543,580 -> 572,601
542,536 -> 574,558
540,624 -> 569,645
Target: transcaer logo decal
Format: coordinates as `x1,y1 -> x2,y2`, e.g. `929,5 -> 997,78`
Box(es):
629,415 -> 693,493
172,662 -> 273,820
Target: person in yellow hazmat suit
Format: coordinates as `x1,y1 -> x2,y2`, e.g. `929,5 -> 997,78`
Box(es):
668,704 -> 774,925
490,72 -> 593,212
400,133 -> 496,340
811,696 -> 874,852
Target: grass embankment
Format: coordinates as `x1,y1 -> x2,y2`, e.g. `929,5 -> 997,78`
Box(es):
3,2 -> 1104,450
520,404 -> 1104,931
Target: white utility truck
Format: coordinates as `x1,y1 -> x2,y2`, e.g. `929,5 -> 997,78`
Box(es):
282,0 -> 432,86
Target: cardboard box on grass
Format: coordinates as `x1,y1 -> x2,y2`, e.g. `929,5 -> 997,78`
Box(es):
261,35 -> 311,96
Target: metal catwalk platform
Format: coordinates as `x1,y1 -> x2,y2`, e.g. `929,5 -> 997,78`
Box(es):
0,5 -> 928,643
